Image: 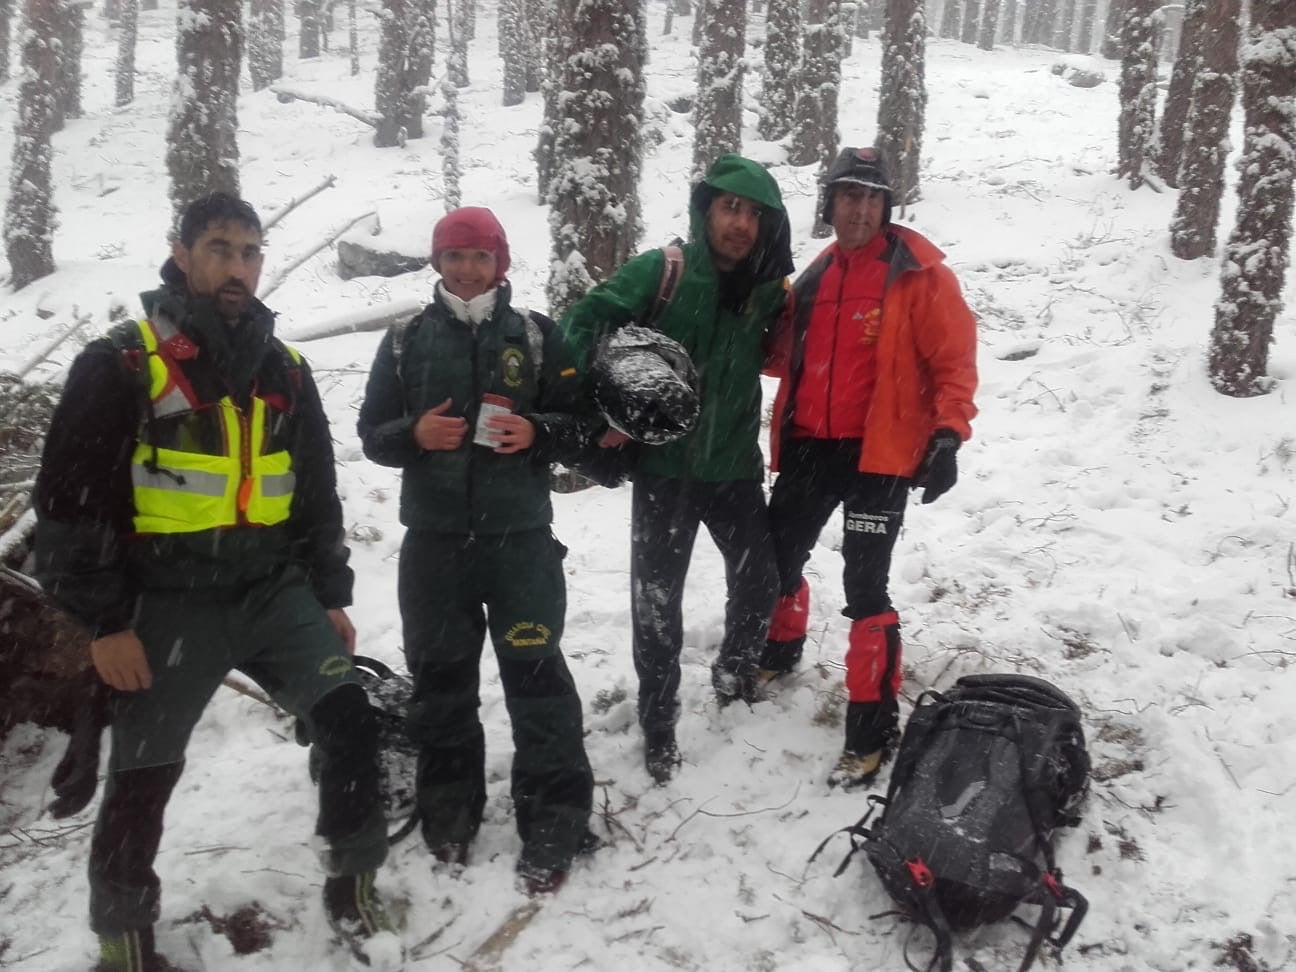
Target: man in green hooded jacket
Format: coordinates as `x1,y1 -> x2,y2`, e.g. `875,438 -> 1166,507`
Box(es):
561,154 -> 794,784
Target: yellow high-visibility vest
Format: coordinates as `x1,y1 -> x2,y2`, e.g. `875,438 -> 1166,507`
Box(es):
127,317 -> 300,534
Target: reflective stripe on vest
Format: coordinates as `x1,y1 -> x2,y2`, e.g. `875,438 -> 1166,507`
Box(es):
129,318 -> 297,534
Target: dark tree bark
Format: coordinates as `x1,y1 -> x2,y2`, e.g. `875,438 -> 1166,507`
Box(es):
115,0 -> 138,105
534,0 -> 559,200
441,78 -> 461,210
404,0 -> 435,138
0,0 -> 12,81
1157,0 -> 1204,188
1210,0 -> 1296,396
249,0 -> 284,90
373,0 -> 434,146
1115,0 -> 1157,188
547,0 -> 646,319
939,0 -> 960,39
978,0 -> 1001,49
790,0 -> 841,175
1076,0 -> 1096,53
691,0 -> 745,182
877,0 -> 926,205
1100,0 -> 1123,58
499,0 -> 526,106
960,0 -> 980,44
448,0 -> 469,87
166,0 -> 241,232
1056,0 -> 1077,49
4,0 -> 59,288
299,0 -> 321,58
523,0 -> 543,91
55,0 -> 83,125
758,0 -> 800,141
1169,0 -> 1239,259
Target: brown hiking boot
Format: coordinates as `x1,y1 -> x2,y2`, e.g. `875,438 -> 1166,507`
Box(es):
826,749 -> 886,790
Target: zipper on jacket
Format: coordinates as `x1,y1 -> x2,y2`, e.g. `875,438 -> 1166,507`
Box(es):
466,326 -> 479,538
235,404 -> 253,526
828,256 -> 849,436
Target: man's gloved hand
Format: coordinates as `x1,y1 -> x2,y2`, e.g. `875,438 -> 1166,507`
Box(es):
914,428 -> 961,504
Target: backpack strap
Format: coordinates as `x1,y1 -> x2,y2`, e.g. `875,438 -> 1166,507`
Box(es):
647,244 -> 685,326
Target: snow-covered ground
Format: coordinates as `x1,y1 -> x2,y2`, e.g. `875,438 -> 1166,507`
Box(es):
2,4 -> 1294,970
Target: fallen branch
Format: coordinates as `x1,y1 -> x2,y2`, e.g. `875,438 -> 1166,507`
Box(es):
279,296 -> 426,343
221,674 -> 277,710
270,84 -> 379,128
263,174 -> 338,231
16,309 -> 94,380
257,211 -> 378,301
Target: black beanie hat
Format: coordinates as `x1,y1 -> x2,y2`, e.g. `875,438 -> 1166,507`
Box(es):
821,147 -> 893,225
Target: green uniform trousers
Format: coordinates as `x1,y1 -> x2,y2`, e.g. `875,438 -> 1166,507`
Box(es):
89,566 -> 387,933
398,528 -> 593,872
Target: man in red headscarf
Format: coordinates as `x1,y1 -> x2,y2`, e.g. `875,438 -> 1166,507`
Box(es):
358,207 -> 596,895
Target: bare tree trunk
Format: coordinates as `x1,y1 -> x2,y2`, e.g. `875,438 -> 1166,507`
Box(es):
978,0 -> 1001,48
374,0 -> 433,146
1115,0 -> 1157,188
166,0 -> 240,232
1157,0 -> 1204,187
56,0 -> 84,124
534,0 -> 558,200
940,0 -> 960,38
448,0 -> 469,87
758,0 -> 800,141
441,78 -> 461,210
349,0 -> 359,75
300,0 -> 321,57
1056,0 -> 1077,49
1168,0 -> 1240,259
960,0 -> 980,43
790,0 -> 841,172
404,0 -> 434,138
115,0 -> 138,105
500,0 -> 526,106
0,0 -> 12,81
1076,0 -> 1096,53
1209,0 -> 1296,396
4,0 -> 59,288
1033,0 -> 1058,44
547,0 -> 646,319
691,0 -> 745,182
877,0 -> 926,205
1001,0 -> 1017,43
1100,0 -> 1122,57
249,0 -> 284,90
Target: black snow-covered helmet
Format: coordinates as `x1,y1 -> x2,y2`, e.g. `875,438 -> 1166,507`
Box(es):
591,325 -> 700,446
299,655 -> 420,844
821,146 -> 894,225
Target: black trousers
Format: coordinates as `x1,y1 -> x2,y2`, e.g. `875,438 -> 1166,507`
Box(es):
630,474 -> 779,733
768,438 -> 910,619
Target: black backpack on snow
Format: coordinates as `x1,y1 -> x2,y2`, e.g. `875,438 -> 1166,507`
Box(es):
813,673 -> 1090,972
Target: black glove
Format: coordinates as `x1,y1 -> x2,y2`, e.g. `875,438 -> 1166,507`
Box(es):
913,429 -> 960,504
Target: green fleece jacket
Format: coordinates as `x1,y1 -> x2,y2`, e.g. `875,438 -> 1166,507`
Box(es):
560,154 -> 793,482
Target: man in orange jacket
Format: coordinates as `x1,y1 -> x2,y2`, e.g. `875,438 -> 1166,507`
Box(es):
761,147 -> 978,789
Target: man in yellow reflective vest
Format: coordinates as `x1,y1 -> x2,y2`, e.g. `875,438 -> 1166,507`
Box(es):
33,193 -> 396,971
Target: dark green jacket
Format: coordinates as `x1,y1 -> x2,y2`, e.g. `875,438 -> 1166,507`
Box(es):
357,283 -> 590,535
560,154 -> 793,482
33,268 -> 353,636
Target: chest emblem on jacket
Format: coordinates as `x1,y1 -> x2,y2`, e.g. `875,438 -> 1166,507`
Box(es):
501,347 -> 525,387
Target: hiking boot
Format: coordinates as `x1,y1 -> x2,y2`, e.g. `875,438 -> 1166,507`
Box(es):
644,728 -> 682,785
94,927 -> 182,972
711,657 -> 764,707
826,748 -> 887,790
429,841 -> 469,868
516,858 -> 567,896
324,870 -> 402,967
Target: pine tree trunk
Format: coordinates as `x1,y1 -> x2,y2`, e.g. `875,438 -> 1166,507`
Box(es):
1100,0 -> 1122,57
759,0 -> 800,141
349,0 -> 358,75
790,0 -> 841,171
115,0 -> 138,105
1168,0 -> 1239,259
300,0 -> 321,58
877,0 -> 926,205
1209,0 -> 1296,397
1157,0 -> 1204,188
1115,0 -> 1157,188
461,0 -> 474,39
692,0 -> 705,45
441,78 -> 461,210
448,0 -> 469,87
500,0 -> 526,106
374,0 -> 409,147
404,0 -> 434,138
939,0 -> 960,39
534,0 -> 558,200
547,0 -> 646,319
1076,0 -> 1096,53
1057,0 -> 1077,50
1033,0 -> 1058,44
4,0 -> 59,288
56,0 -> 83,124
978,0 -> 1000,49
523,1 -> 543,91
690,0 -> 745,182
1002,0 -> 1017,44
166,0 -> 241,230
960,0 -> 980,44
249,0 -> 284,90
0,0 -> 11,81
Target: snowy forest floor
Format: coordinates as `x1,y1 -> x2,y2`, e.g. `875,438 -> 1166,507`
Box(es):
2,3 -> 1295,971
